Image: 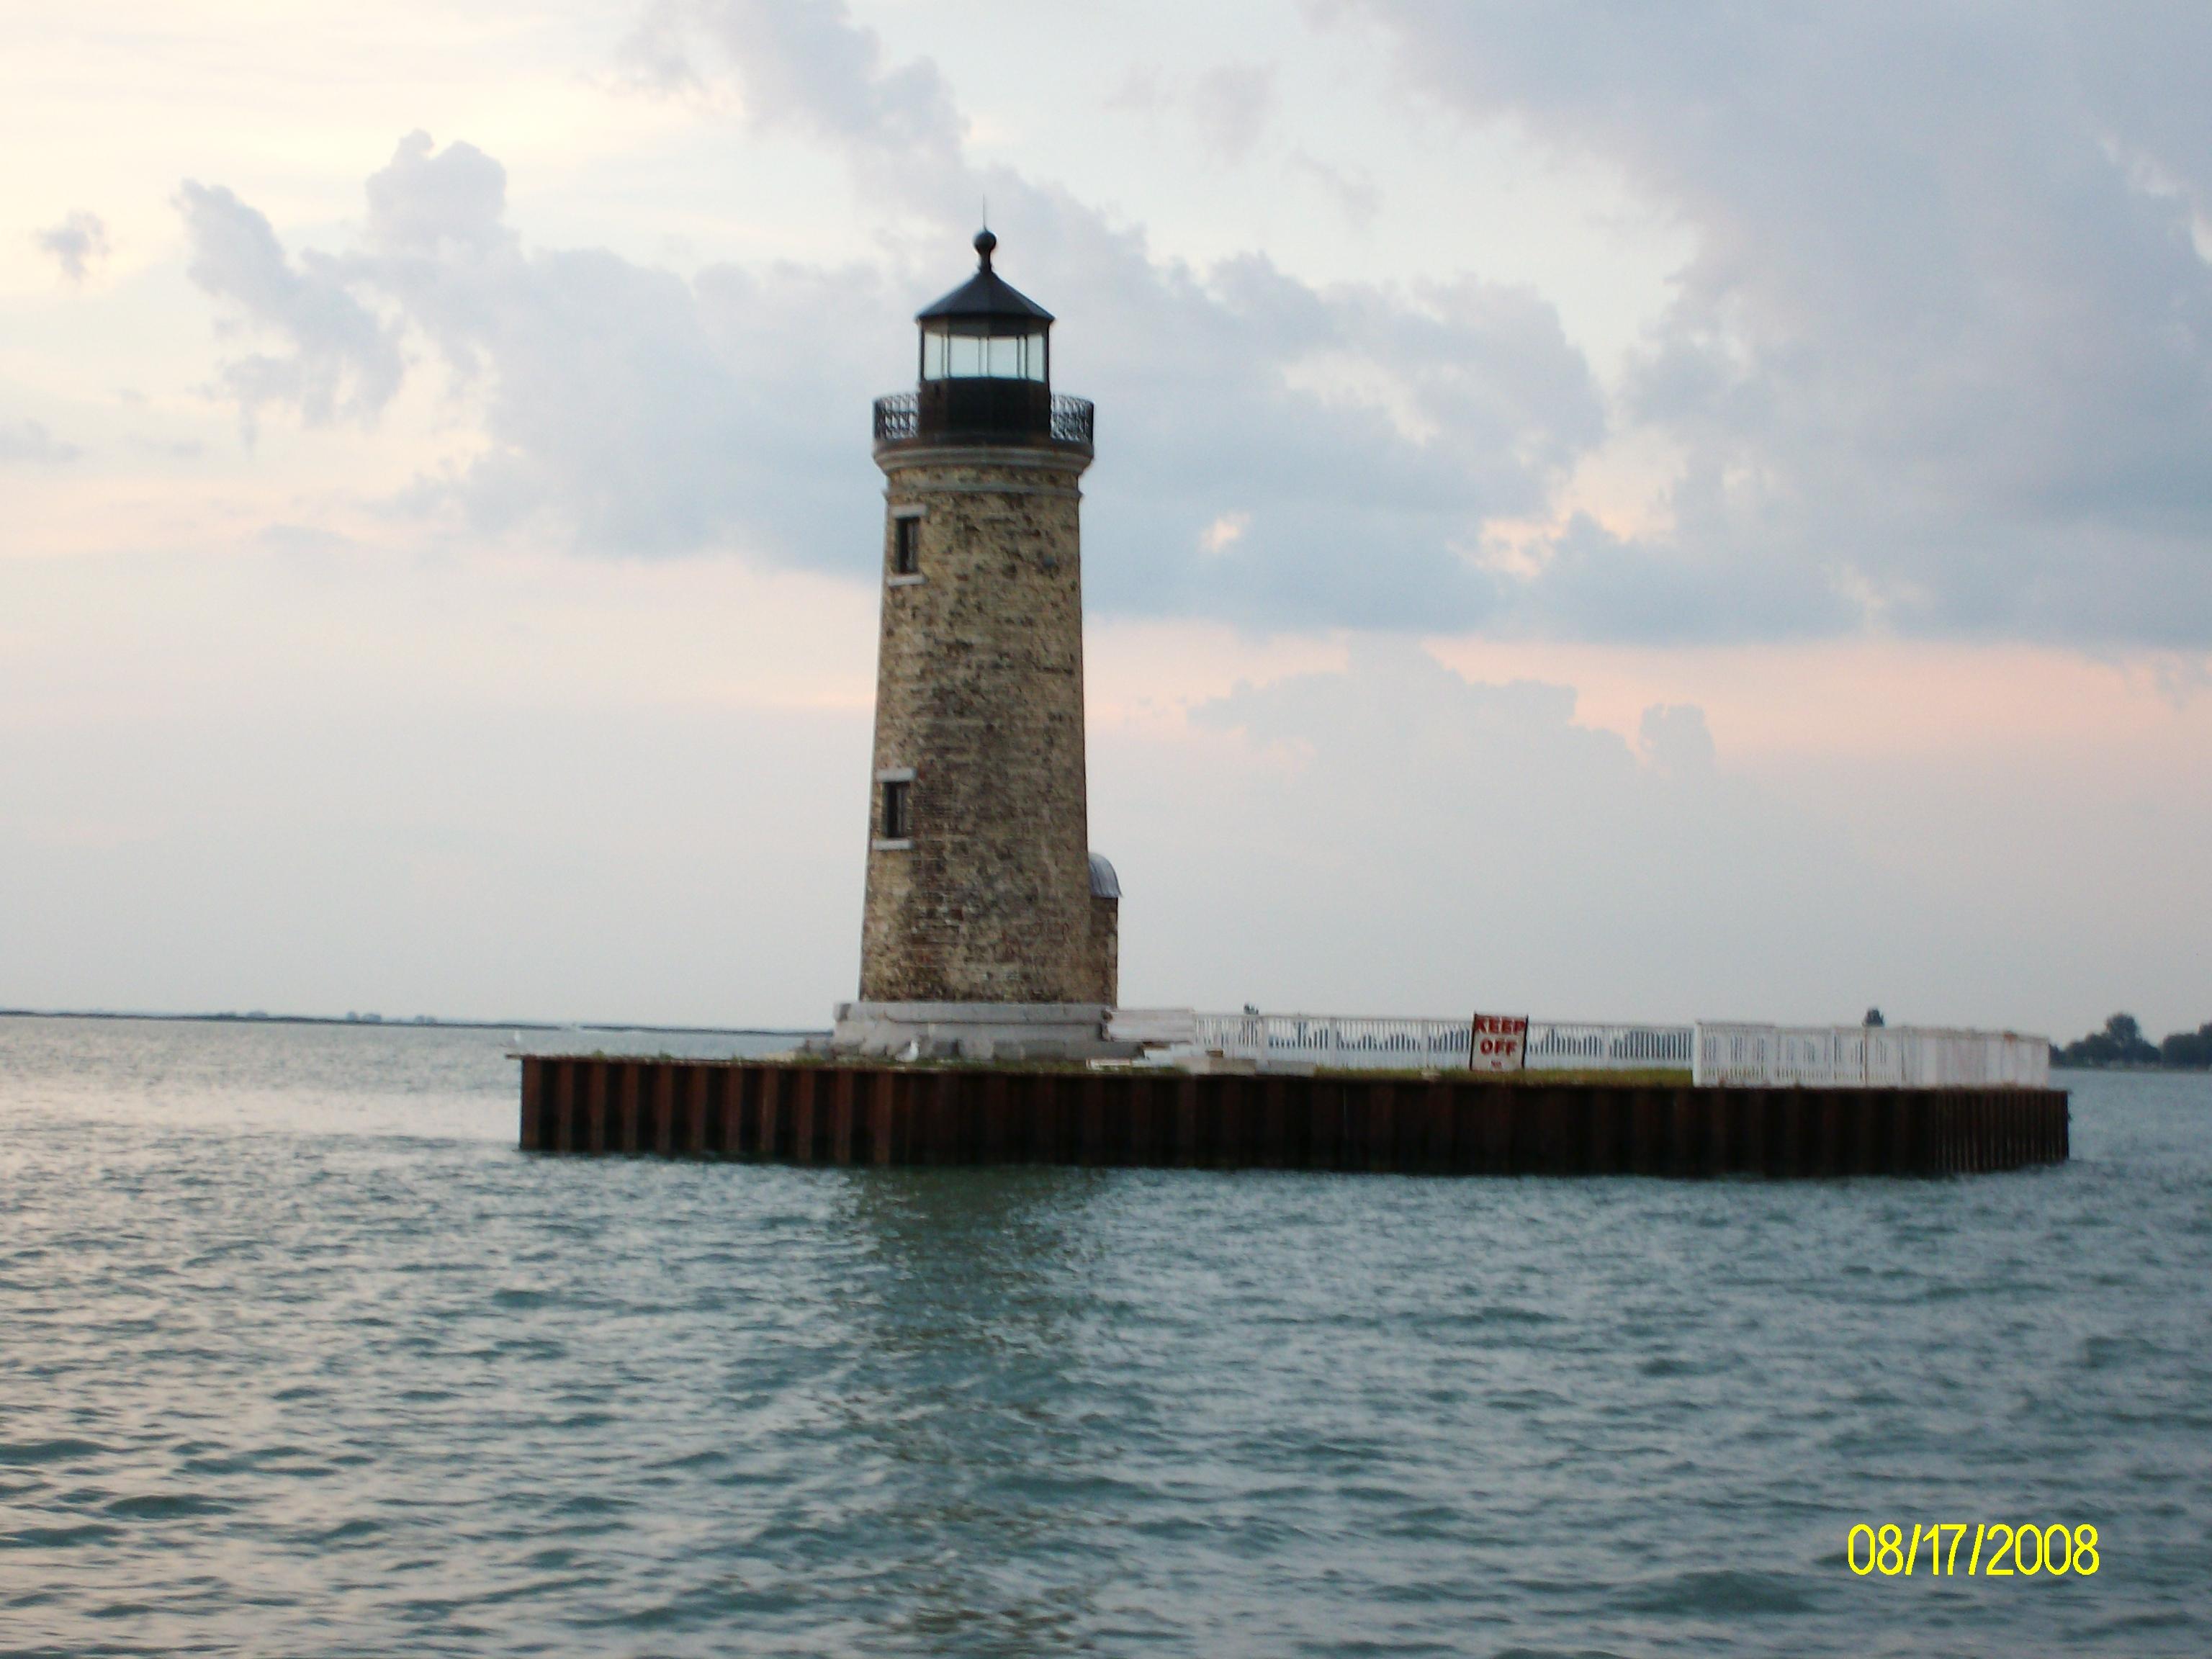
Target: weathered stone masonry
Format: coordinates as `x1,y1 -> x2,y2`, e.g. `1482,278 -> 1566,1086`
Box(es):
859,445 -> 1100,1003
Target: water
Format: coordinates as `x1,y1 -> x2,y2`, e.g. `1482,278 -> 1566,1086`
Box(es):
2,1016 -> 2206,1657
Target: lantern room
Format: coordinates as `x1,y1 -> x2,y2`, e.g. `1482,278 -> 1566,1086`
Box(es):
918,229 -> 1051,382
875,229 -> 1089,447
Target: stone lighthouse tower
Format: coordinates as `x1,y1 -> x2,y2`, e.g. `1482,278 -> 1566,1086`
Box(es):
831,230 -> 1120,1061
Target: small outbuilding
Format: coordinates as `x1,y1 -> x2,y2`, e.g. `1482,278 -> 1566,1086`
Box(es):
1089,853 -> 1120,1007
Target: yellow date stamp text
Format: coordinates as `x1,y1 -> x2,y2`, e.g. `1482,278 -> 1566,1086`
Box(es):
1847,1522 -> 2098,1578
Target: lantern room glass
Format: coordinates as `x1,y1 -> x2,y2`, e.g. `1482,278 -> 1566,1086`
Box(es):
920,325 -> 1049,383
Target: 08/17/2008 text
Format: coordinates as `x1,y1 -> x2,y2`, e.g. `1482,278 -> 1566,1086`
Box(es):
1848,1523 -> 2099,1578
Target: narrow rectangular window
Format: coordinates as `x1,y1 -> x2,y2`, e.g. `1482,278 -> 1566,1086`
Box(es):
893,516 -> 919,575
880,778 -> 912,840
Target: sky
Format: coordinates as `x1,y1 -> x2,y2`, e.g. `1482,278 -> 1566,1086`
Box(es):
4,0 -> 2211,1038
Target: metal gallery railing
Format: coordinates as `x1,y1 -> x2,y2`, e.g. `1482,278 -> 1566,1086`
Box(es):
872,391 -> 919,443
1048,394 -> 1094,445
869,390 -> 1094,447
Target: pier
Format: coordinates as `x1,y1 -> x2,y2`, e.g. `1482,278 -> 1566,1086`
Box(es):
519,1057 -> 2067,1177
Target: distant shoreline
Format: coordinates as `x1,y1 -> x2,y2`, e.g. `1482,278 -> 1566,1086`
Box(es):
0,1008 -> 827,1038
2051,1061 -> 2211,1075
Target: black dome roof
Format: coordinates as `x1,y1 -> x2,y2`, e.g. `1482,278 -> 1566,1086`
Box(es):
916,229 -> 1054,325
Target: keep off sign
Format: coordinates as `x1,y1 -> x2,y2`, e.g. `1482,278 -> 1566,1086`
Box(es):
1470,1013 -> 1529,1073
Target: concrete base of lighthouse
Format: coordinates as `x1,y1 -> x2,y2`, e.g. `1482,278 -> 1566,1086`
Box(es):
828,1001 -> 1138,1063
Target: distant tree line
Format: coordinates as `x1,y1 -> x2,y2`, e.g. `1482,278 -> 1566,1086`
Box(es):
2051,1013 -> 2212,1069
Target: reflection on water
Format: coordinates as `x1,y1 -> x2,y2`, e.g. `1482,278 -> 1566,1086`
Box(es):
1,1015 -> 2208,1658
829,1169 -> 1114,1650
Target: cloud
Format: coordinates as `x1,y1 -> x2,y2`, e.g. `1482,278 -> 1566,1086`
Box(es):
0,419 -> 80,464
1514,512 -> 1860,644
176,132 -> 894,559
1637,702 -> 1714,777
1200,512 -> 1251,555
1056,238 -> 1603,627
623,0 -> 963,207
363,129 -> 509,258
36,212 -> 110,283
1104,60 -> 1289,171
1287,150 -> 1382,228
1349,1 -> 2212,646
1104,65 -> 1168,117
1191,63 -> 1277,165
180,99 -> 1601,620
178,181 -> 403,434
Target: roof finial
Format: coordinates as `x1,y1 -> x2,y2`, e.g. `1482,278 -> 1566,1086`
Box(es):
974,222 -> 996,272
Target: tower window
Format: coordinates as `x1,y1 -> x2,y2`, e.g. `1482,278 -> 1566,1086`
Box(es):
880,778 -> 913,840
893,516 -> 919,575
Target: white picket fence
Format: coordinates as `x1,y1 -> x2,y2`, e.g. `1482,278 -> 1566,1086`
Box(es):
1105,1010 -> 1694,1073
1525,1019 -> 1694,1069
1190,1012 -> 1475,1070
1692,1023 -> 2050,1089
1107,1010 -> 2048,1086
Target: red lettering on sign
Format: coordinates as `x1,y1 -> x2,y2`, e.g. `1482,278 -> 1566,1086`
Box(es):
1467,1012 -> 1529,1073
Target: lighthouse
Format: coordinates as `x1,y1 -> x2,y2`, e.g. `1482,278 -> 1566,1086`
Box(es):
831,230 -> 1120,1061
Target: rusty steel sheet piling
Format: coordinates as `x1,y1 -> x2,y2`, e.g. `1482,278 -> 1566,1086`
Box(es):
517,1058 -> 2068,1177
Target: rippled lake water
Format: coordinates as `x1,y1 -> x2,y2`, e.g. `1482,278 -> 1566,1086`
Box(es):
2,1015 -> 2207,1656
